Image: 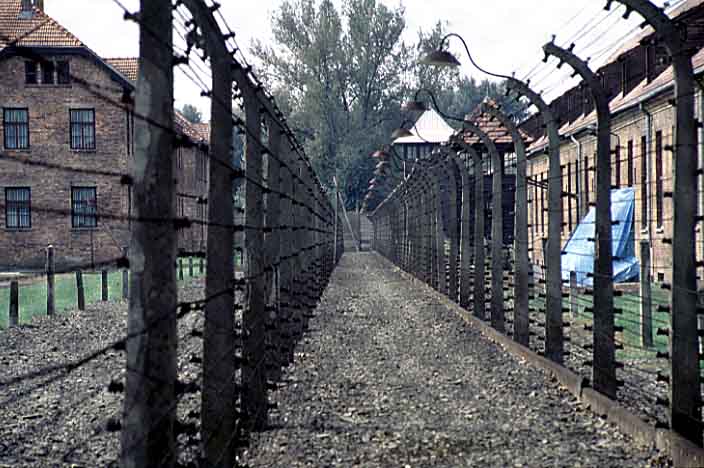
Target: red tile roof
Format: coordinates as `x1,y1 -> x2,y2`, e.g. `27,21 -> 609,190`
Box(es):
0,0 -> 84,49
105,57 -> 139,83
174,111 -> 208,144
192,123 -> 210,142
462,98 -> 534,148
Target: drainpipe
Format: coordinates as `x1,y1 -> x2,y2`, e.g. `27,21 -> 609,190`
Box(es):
640,104 -> 653,247
570,134 -> 583,219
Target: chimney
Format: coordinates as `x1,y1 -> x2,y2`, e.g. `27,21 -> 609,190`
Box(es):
35,0 -> 44,11
19,0 -> 34,18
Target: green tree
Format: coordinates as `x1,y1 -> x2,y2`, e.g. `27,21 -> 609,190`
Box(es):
252,3 -> 527,208
180,103 -> 203,124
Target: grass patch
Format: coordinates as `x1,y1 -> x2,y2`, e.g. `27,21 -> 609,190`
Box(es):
0,256 -> 205,329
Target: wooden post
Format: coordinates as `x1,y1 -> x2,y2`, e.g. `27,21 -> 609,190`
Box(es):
101,270 -> 109,301
75,271 -> 85,311
9,280 -> 19,327
121,0 -> 178,465
569,271 -> 578,318
46,245 -> 55,316
640,240 -> 653,347
122,247 -> 129,300
188,256 -> 194,277
178,257 -> 184,281
199,256 -> 204,275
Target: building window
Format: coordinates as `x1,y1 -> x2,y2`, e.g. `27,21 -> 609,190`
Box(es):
70,109 -> 96,150
196,150 -> 207,182
627,139 -> 634,187
614,144 -> 621,188
25,61 -> 38,84
57,61 -> 70,85
176,147 -> 183,170
5,187 -> 31,229
3,108 -> 29,149
655,130 -> 663,228
71,186 -> 97,228
42,60 -> 55,85
640,136 -> 648,230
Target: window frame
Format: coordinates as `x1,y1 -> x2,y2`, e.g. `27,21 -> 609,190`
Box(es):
69,108 -> 96,151
71,186 -> 98,229
3,108 -> 30,150
56,60 -> 70,85
42,60 -> 55,85
24,61 -> 38,85
4,187 -> 31,230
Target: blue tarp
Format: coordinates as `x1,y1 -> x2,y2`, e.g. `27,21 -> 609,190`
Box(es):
561,188 -> 639,287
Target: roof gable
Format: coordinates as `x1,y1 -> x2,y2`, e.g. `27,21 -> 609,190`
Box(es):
0,0 -> 84,49
393,108 -> 456,145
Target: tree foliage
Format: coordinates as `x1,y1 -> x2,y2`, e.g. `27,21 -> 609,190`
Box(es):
180,103 -> 203,124
251,1 -> 527,208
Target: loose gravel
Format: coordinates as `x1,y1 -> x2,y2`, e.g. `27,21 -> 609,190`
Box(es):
241,252 -> 670,467
0,253 -> 672,467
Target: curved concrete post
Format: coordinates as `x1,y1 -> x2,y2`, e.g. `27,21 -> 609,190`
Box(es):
506,77 -> 564,363
481,102 -> 531,346
545,41 -> 616,398
443,151 -> 461,302
450,148 -> 477,309
608,0 -> 700,443
464,122 -> 505,332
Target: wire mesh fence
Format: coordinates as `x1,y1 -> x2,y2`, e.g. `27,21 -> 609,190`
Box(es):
0,0 -> 344,466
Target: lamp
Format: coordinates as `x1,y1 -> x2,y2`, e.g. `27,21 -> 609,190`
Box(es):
401,99 -> 429,112
419,49 -> 461,68
419,32 -> 511,81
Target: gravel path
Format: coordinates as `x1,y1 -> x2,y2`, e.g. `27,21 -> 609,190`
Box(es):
241,252 -> 669,468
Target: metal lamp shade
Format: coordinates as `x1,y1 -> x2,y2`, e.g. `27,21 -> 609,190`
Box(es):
418,50 -> 461,67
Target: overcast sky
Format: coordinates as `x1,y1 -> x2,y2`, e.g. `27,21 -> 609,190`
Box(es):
46,0 -> 678,119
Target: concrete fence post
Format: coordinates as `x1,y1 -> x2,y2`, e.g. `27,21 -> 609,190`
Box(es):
544,40 -> 616,397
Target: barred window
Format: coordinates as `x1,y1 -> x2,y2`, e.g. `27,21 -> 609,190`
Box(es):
5,187 -> 31,229
70,109 -> 95,150
71,186 -> 97,228
3,108 -> 29,149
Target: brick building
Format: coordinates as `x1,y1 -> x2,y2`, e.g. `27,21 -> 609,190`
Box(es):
521,0 -> 704,284
0,0 -> 209,271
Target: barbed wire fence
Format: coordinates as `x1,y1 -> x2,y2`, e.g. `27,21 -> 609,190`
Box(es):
369,0 -> 704,461
0,0 -> 343,466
